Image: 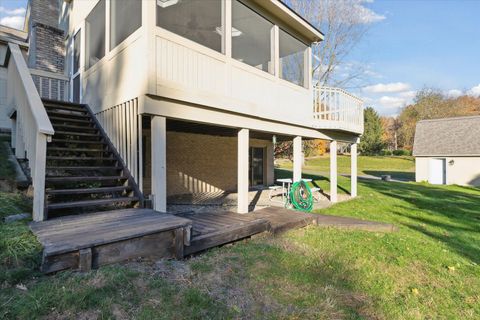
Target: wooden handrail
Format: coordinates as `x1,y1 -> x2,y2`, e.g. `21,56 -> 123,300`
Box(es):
7,43 -> 54,221
8,43 -> 54,135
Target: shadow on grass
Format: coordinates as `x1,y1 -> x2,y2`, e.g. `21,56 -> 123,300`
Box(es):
362,180 -> 480,264
275,168 -> 351,195
363,170 -> 415,182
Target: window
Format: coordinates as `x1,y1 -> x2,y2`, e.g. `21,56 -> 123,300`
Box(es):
85,0 -> 106,69
156,0 -> 223,53
279,29 -> 308,87
232,0 -> 273,73
73,31 -> 81,74
110,0 -> 142,50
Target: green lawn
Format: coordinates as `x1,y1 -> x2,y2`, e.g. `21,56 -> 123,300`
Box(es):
278,155 -> 415,181
1,157 -> 479,319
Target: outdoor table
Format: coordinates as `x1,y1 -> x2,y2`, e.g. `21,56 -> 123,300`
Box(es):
276,178 -> 292,203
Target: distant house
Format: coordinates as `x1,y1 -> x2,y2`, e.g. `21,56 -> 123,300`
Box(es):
413,116 -> 480,186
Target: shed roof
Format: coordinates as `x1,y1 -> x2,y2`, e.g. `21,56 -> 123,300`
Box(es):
413,116 -> 480,157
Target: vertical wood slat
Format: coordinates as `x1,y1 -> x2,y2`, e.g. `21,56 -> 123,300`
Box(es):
95,99 -> 142,186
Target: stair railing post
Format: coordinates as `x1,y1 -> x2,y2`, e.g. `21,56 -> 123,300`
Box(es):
32,133 -> 48,221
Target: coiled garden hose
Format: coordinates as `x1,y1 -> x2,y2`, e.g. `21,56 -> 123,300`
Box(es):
289,180 -> 313,212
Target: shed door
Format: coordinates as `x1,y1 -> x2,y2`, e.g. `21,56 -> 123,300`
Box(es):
428,158 -> 446,185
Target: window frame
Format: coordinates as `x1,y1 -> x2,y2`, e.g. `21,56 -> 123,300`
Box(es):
109,0 -> 142,51
231,0 -> 276,75
278,27 -> 310,89
85,0 -> 106,70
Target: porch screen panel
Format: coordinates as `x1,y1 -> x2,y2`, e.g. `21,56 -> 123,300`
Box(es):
156,0 -> 223,53
110,0 -> 142,50
73,31 -> 81,73
279,29 -> 308,87
85,0 -> 106,69
232,0 -> 273,73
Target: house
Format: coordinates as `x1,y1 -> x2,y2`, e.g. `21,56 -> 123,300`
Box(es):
0,25 -> 28,131
5,0 -> 364,271
413,116 -> 480,186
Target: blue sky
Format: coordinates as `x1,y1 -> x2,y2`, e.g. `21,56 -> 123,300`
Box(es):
1,0 -> 479,116
347,0 -> 480,116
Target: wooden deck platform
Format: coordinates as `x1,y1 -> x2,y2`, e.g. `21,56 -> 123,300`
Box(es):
30,209 -> 192,273
30,207 -> 396,273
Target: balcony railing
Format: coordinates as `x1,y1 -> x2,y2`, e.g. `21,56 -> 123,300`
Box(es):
30,69 -> 69,102
313,86 -> 364,134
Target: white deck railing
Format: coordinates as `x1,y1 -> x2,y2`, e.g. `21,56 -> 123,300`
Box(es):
7,43 -> 54,221
95,98 -> 143,191
313,86 -> 364,134
30,68 -> 69,102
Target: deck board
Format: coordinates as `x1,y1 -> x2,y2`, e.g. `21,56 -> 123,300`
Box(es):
30,209 -> 192,257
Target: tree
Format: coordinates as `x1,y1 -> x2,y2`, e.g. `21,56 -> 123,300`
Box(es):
359,107 -> 384,154
381,116 -> 400,150
397,88 -> 480,149
287,0 -> 383,87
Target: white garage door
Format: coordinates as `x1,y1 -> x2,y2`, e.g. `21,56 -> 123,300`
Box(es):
428,158 -> 446,185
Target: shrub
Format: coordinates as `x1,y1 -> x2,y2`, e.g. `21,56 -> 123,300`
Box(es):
392,149 -> 412,156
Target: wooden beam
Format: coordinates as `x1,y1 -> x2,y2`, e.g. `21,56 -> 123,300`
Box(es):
78,248 -> 92,272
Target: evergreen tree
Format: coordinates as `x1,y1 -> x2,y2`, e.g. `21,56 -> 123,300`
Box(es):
359,107 -> 384,155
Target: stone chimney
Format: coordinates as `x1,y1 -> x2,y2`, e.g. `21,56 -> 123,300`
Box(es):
27,0 -> 65,74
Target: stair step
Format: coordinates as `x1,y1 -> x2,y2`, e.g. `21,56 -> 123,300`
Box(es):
45,104 -> 87,112
46,110 -> 89,119
46,156 -> 116,161
46,166 -> 122,170
48,147 -> 108,153
46,176 -> 128,183
49,116 -> 92,124
54,131 -> 101,137
50,139 -> 107,145
52,124 -> 97,131
46,186 -> 131,195
47,197 -> 139,210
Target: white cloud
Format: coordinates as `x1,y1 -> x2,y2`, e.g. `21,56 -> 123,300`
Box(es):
0,5 -> 26,30
378,96 -> 406,109
446,89 -> 463,98
363,82 -> 411,94
0,16 -> 24,30
0,7 -> 26,15
398,90 -> 416,99
467,84 -> 480,97
354,3 -> 386,24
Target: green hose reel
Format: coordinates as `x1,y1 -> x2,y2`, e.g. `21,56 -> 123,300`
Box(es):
289,180 -> 314,212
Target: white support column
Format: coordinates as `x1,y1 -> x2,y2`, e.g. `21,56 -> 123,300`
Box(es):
32,134 -> 47,221
351,142 -> 358,198
237,128 -> 249,214
293,136 -> 302,182
330,140 -> 338,203
152,116 -> 167,212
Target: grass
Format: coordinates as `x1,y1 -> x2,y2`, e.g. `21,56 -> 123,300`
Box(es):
277,154 -> 415,181
1,156 -> 479,319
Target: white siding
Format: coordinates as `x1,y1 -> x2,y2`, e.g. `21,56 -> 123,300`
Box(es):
0,67 -> 9,130
416,156 -> 480,186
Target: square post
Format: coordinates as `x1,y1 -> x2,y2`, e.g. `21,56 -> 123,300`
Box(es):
293,136 -> 302,182
351,142 -> 358,198
330,140 -> 338,203
237,128 -> 249,213
152,116 -> 167,212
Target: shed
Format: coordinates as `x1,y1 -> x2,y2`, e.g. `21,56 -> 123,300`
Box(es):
413,116 -> 480,186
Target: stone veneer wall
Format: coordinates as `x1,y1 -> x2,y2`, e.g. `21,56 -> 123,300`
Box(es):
28,0 -> 65,73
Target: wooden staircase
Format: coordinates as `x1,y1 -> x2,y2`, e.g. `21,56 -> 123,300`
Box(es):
43,100 -> 143,218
